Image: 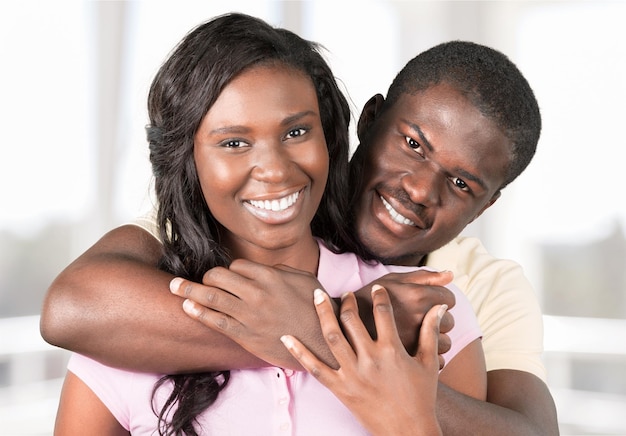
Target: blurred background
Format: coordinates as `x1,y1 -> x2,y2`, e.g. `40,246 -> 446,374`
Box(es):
1,1 -> 625,434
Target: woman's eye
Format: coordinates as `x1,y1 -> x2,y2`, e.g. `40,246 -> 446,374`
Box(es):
222,139 -> 246,148
452,177 -> 469,191
286,127 -> 308,139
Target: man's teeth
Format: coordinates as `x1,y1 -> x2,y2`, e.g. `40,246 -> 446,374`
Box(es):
381,196 -> 416,226
249,191 -> 299,212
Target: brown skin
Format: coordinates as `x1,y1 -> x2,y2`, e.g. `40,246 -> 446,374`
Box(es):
352,85 -> 507,266
40,225 -> 263,374
40,224 -> 454,372
51,66 -> 478,433
282,286 -> 445,436
41,81 -> 558,434
438,370 -> 557,435
349,86 -> 557,434
54,372 -> 129,436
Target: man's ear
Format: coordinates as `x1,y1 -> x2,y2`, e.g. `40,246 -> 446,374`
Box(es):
357,94 -> 385,141
470,190 -> 502,223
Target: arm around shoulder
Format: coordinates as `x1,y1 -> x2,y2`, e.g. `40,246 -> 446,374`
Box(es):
40,224 -> 264,373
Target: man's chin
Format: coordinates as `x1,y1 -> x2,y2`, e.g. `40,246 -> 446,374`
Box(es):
364,243 -> 425,267
376,252 -> 424,267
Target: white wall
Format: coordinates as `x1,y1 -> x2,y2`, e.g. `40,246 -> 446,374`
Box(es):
1,1 -> 625,434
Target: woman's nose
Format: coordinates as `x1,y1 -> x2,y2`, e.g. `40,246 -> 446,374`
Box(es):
251,142 -> 291,183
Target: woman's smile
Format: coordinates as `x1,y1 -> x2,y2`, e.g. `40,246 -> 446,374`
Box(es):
193,64 -> 329,260
243,188 -> 305,223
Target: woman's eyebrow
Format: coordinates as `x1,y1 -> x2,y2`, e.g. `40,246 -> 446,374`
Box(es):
281,110 -> 318,126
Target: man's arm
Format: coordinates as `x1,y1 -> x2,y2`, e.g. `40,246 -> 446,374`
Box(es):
41,225 -> 453,373
437,369 -> 558,435
171,266 -> 456,367
426,236 -> 559,434
40,225 -> 265,373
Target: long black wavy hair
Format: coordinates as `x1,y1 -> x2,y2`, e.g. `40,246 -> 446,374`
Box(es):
146,12 -> 365,435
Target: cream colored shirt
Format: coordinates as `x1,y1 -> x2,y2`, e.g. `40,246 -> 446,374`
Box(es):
426,237 -> 546,381
133,214 -> 546,381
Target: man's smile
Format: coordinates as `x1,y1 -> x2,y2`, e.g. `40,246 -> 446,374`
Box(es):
380,195 -> 416,226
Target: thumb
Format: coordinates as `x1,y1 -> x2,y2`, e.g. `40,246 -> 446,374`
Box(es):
416,304 -> 448,370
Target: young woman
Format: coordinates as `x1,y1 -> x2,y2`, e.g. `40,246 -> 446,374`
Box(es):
53,13 -> 484,435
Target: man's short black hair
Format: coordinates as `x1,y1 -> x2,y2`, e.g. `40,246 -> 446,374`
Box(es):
384,41 -> 541,188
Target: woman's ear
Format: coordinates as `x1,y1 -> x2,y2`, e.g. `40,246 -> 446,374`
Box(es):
357,94 -> 385,141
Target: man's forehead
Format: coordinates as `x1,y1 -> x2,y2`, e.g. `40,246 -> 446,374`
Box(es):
382,88 -> 511,193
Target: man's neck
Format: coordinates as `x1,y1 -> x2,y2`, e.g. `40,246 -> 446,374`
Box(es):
380,252 -> 428,267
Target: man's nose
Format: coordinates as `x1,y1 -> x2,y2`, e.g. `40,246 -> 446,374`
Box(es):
401,167 -> 441,208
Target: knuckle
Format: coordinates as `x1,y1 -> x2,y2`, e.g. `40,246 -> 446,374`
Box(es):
182,282 -> 194,297
203,266 -> 226,282
309,365 -> 322,379
325,331 -> 342,346
202,289 -> 217,305
339,308 -> 356,324
230,259 -> 246,268
374,302 -> 393,314
213,313 -> 230,331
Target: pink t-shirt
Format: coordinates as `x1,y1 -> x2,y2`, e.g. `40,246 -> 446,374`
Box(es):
68,242 -> 481,435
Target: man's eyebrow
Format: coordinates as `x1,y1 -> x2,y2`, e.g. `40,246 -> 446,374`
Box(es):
403,119 -> 488,191
455,168 -> 488,191
403,119 -> 434,152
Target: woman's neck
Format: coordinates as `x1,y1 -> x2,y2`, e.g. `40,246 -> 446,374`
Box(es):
224,234 -> 321,275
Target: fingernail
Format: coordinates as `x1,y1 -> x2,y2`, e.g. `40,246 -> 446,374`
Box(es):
182,299 -> 199,316
438,304 -> 448,320
313,288 -> 325,305
371,284 -> 383,294
280,335 -> 294,349
170,277 -> 183,294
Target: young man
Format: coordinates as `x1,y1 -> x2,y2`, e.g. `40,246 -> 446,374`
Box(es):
42,41 -> 558,434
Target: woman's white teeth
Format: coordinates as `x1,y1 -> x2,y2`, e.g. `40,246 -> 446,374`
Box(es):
381,196 -> 415,226
250,191 -> 299,212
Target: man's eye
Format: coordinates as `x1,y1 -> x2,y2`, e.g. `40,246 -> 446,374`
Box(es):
405,136 -> 424,156
452,177 -> 469,191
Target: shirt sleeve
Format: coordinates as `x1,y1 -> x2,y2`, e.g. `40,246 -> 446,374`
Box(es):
442,282 -> 483,367
67,353 -> 133,430
127,207 -> 160,242
468,254 -> 546,380
428,237 -> 546,381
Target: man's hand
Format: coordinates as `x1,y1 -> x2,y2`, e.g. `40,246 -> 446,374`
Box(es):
353,269 -> 455,358
170,260 -> 337,369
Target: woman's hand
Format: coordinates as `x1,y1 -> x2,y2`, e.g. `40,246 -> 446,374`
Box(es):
281,285 -> 445,436
169,260 -> 337,369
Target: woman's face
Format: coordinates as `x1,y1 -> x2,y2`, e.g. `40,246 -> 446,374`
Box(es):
194,64 -> 328,261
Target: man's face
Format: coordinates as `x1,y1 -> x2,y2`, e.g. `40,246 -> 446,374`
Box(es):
353,82 -> 511,265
